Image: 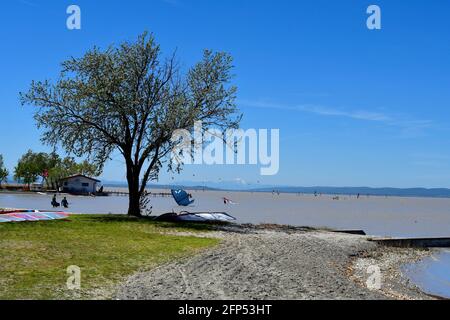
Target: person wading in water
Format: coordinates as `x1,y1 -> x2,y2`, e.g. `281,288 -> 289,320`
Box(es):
61,197 -> 69,209
51,194 -> 60,208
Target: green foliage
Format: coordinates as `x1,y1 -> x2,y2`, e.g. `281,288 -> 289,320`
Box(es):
47,157 -> 101,190
20,31 -> 241,216
14,150 -> 43,185
13,150 -> 100,188
0,155 -> 9,186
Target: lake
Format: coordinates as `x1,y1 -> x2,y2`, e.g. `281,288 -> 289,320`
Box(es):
403,250 -> 450,299
2,190 -> 450,237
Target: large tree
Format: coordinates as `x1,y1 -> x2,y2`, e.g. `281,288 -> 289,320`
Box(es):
0,155 -> 8,187
14,150 -> 43,187
21,32 -> 241,216
14,150 -> 60,187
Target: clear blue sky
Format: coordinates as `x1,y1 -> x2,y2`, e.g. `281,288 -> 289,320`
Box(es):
1,0 -> 450,188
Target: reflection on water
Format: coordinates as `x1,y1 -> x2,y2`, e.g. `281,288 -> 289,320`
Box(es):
1,190 -> 450,238
403,250 -> 450,299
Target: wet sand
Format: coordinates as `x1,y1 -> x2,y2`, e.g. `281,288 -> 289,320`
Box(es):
117,225 -> 432,300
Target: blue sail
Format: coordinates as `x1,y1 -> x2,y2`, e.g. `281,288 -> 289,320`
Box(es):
171,189 -> 195,206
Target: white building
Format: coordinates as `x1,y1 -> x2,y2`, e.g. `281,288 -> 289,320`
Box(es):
60,174 -> 101,194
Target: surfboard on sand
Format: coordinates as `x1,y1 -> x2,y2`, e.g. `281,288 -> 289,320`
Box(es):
156,211 -> 236,223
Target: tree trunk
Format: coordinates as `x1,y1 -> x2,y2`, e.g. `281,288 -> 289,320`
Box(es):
126,164 -> 142,217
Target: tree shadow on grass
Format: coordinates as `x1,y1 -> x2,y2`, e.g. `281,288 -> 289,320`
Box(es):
75,214 -> 219,232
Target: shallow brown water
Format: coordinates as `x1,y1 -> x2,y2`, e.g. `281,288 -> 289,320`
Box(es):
1,190 -> 450,238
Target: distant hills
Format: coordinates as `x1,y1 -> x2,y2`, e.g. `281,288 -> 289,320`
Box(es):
102,181 -> 220,191
7,174 -> 450,197
101,180 -> 450,198
247,186 -> 450,198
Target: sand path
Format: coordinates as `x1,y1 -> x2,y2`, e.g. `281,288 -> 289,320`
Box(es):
116,227 -> 405,300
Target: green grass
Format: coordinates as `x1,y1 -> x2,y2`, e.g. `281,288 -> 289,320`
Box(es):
0,215 -> 220,300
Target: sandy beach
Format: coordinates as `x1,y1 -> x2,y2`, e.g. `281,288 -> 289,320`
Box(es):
116,225 -> 433,300
2,191 -> 448,299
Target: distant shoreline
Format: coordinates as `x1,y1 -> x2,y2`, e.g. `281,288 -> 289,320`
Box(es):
3,187 -> 450,200
104,184 -> 450,199
3,181 -> 450,198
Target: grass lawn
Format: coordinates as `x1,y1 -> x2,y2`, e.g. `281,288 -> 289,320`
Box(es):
0,214 -> 220,300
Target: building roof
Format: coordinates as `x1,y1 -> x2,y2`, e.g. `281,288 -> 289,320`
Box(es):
60,174 -> 101,183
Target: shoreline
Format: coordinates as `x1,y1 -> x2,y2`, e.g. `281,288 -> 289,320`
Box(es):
0,208 -> 442,299
3,192 -> 450,239
350,245 -> 435,300
3,188 -> 450,201
117,223 -> 436,300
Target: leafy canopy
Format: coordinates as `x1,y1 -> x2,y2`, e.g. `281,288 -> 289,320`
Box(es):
20,32 -> 241,215
13,150 -> 99,186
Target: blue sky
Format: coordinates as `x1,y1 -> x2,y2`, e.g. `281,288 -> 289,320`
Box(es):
1,0 -> 450,188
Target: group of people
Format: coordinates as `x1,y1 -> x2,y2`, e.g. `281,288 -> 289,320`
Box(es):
51,195 -> 69,209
